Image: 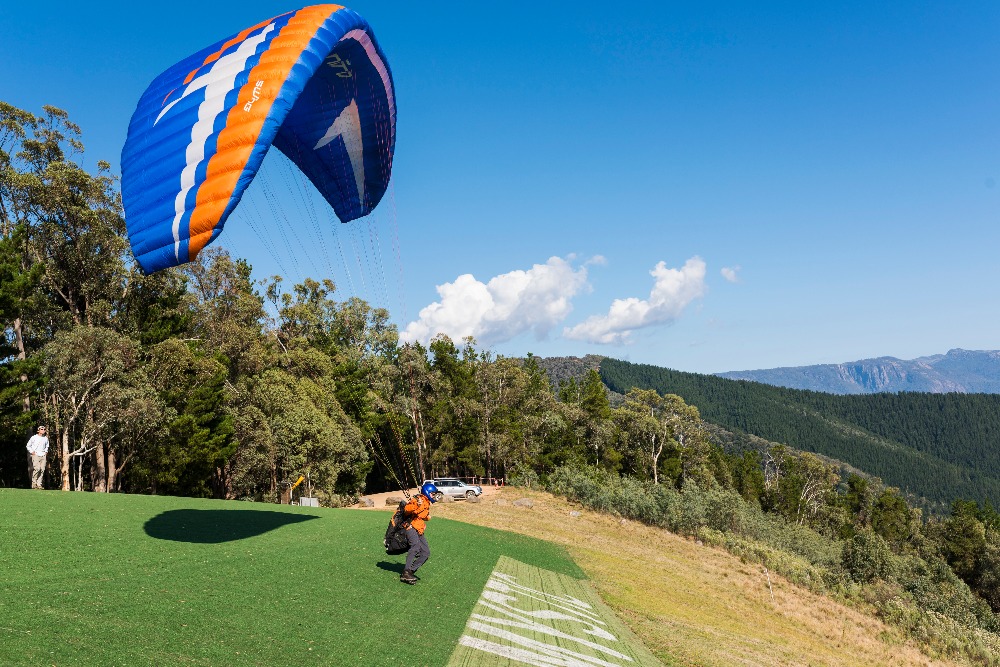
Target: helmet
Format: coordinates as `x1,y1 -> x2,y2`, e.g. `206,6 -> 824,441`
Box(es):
421,482 -> 439,502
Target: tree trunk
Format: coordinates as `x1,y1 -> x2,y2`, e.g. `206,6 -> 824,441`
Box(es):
212,465 -> 230,500
483,417 -> 492,480
270,460 -> 277,501
412,407 -> 428,483
13,317 -> 30,413
407,369 -> 427,483
106,449 -> 117,492
651,434 -> 663,485
93,437 -> 107,492
60,427 -> 70,491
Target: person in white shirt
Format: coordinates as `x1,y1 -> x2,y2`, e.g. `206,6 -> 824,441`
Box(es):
26,426 -> 49,490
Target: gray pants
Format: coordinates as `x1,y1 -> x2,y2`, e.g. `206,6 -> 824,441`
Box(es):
30,455 -> 46,489
404,527 -> 430,573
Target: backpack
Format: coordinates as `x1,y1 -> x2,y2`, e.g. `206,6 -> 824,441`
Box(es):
384,500 -> 410,555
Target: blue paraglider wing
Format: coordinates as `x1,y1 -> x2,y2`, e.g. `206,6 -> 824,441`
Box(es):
121,5 -> 396,273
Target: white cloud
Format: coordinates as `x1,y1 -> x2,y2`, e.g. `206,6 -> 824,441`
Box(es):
400,256 -> 591,346
721,265 -> 741,283
562,257 -> 707,345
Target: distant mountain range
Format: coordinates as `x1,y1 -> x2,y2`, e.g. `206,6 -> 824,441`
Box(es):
716,349 -> 1000,394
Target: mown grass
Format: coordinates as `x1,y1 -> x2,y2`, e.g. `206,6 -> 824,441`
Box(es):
0,489 -> 581,666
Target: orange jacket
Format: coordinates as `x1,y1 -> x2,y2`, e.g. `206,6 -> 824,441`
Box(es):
403,493 -> 432,535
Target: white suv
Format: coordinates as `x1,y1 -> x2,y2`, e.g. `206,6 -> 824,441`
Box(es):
424,478 -> 483,500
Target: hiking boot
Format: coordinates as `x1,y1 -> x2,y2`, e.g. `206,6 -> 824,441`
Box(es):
400,569 -> 417,584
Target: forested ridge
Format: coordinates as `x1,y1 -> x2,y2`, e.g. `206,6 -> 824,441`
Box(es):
600,357 -> 1000,509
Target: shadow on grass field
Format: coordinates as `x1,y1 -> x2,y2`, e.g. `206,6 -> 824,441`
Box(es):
376,560 -> 407,575
0,489 -> 584,666
144,509 -> 319,543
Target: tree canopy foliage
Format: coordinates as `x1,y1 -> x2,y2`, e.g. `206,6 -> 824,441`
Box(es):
600,357 -> 1000,510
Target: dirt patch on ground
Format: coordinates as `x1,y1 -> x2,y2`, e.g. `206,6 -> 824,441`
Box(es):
351,484 -> 502,509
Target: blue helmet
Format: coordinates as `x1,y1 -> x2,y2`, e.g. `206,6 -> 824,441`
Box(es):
421,482 -> 439,502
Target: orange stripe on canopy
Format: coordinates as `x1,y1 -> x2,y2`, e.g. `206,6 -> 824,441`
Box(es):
183,16 -> 286,85
186,5 -> 344,260
161,13 -> 290,108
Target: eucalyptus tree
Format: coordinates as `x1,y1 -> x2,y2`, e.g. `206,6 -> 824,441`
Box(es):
14,107 -> 127,331
40,326 -> 148,490
394,341 -> 434,484
0,103 -> 44,432
471,352 -> 531,481
421,335 -> 481,478
614,388 -> 668,483
229,351 -> 369,503
783,452 -> 839,527
270,276 -> 401,493
614,388 -> 712,486
322,292 -> 400,466
181,248 -> 272,382
662,395 -> 714,487
0,103 -> 144,489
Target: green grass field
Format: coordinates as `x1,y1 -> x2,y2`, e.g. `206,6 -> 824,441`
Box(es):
0,490 -> 585,666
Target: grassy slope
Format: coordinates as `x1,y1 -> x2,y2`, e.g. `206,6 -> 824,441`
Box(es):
0,489 -> 579,667
2,487 -> 974,666
432,489 -> 965,667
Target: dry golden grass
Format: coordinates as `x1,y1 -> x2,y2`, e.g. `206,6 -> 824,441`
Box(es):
430,488 -> 966,667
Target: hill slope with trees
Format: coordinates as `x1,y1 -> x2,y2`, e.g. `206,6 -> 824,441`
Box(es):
600,357 -> 1000,510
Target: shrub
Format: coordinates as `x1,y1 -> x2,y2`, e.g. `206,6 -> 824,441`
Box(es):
506,464 -> 539,489
843,529 -> 894,583
546,465 -> 839,566
544,463 -> 1000,662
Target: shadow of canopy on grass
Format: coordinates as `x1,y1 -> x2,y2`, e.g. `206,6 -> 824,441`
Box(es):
144,509 -> 320,543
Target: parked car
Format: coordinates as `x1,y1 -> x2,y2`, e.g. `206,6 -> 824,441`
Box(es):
423,478 -> 483,500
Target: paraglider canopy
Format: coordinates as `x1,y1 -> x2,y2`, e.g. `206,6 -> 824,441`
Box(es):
121,4 -> 396,273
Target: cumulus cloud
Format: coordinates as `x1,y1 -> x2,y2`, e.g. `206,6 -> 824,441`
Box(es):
562,257 -> 707,345
721,265 -> 741,283
400,256 -> 591,346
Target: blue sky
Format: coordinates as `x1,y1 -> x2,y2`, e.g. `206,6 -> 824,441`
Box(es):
3,1 -> 998,373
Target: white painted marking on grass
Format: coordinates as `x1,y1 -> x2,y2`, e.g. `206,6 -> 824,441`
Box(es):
470,609 -> 625,655
449,557 -> 663,666
486,572 -> 607,626
459,634 -> 623,667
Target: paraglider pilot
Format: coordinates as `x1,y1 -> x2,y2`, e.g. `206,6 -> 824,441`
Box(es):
400,482 -> 438,584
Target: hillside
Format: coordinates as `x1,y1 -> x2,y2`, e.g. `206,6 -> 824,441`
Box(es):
600,357 -> 1000,509
432,487 -> 968,666
717,348 -> 1000,394
533,354 -> 606,387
